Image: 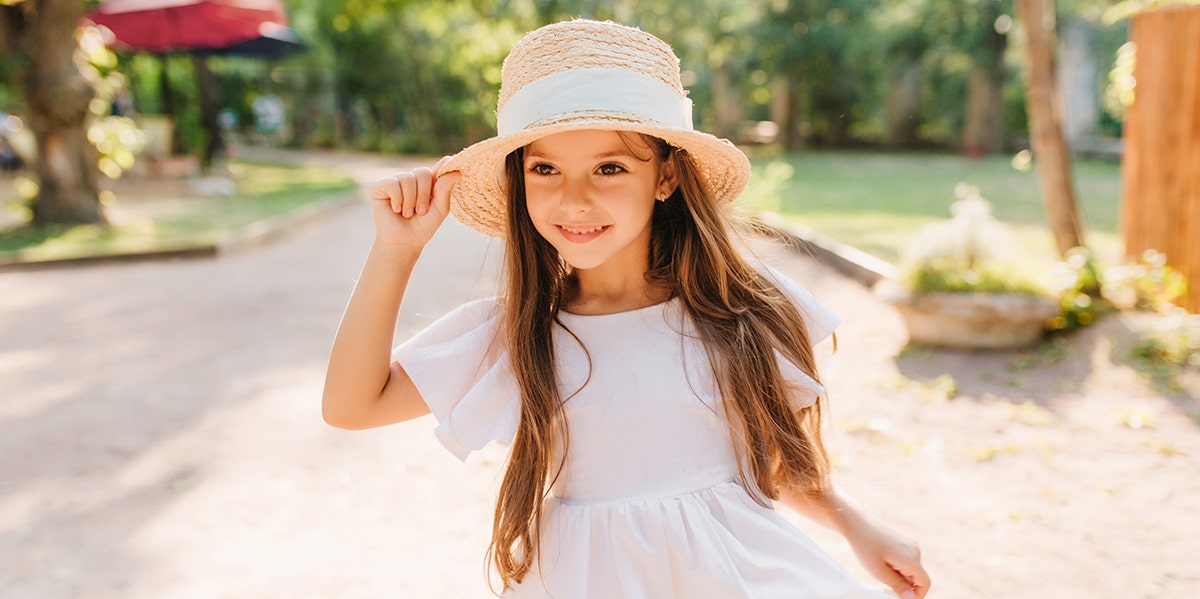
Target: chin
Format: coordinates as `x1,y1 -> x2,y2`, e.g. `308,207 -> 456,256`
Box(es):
559,253 -> 608,271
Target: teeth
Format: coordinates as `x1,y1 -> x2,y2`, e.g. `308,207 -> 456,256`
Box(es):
562,225 -> 605,234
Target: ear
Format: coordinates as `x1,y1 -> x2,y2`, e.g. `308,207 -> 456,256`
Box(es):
656,157 -> 678,201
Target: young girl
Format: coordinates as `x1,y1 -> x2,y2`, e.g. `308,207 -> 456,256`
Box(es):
324,19 -> 929,599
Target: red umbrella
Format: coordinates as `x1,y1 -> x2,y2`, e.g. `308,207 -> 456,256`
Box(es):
88,0 -> 290,54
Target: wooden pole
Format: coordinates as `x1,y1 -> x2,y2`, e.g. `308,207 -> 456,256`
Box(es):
1122,6 -> 1200,312
1015,0 -> 1086,256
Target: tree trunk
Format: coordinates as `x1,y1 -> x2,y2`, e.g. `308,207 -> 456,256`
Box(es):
886,62 -> 922,148
819,102 -> 850,147
193,55 -> 224,171
21,0 -> 105,226
961,64 -> 1005,156
712,59 -> 741,141
961,1 -> 1009,157
770,77 -> 795,149
159,55 -> 184,155
1015,0 -> 1084,256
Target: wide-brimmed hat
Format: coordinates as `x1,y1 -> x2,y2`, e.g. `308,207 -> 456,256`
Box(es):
439,19 -> 752,239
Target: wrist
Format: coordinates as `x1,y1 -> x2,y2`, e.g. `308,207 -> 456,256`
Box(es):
370,240 -> 423,262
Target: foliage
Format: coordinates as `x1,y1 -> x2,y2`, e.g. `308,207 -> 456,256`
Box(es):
1045,247 -> 1108,332
1128,314 -> 1200,392
906,257 -> 1045,294
1044,247 -> 1189,334
1131,318 -> 1200,368
3,0 -> 1133,157
87,116 -> 146,179
738,159 -> 794,213
87,0 -> 1132,155
898,183 -> 1047,295
1102,249 -> 1188,312
1104,41 -> 1136,123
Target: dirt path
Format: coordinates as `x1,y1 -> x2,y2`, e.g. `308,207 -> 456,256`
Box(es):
1,149 -> 1197,598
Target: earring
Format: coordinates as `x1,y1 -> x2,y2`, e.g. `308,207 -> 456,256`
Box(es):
656,192 -> 667,202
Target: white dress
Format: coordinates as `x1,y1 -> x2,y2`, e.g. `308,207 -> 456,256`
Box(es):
393,268 -> 893,598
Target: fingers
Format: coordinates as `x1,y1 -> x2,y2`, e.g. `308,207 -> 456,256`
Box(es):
885,551 -> 930,599
397,171 -> 418,217
413,167 -> 432,215
369,175 -> 402,209
433,154 -> 452,174
370,161 -> 447,218
429,155 -> 456,216
904,559 -> 931,598
432,170 -> 461,217
879,567 -> 915,599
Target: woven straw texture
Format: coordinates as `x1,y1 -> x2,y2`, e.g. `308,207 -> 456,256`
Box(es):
440,19 -> 751,238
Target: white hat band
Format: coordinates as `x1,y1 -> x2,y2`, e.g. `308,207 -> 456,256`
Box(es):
496,67 -> 694,136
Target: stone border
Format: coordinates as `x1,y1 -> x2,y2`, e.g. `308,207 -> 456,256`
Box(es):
749,211 -> 899,287
0,190 -> 360,272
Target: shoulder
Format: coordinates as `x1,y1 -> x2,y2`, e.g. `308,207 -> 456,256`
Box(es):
402,297 -> 504,342
392,296 -> 520,461
749,259 -> 842,345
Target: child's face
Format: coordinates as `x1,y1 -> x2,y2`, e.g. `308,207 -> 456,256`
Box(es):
522,130 -> 671,273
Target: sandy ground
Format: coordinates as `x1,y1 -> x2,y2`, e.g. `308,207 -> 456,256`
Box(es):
1,149 -> 1198,598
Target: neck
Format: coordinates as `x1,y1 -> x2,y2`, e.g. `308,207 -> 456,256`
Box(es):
568,264 -> 669,315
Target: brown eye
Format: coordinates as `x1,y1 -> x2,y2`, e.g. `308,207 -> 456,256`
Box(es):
528,163 -> 556,176
597,163 -> 627,175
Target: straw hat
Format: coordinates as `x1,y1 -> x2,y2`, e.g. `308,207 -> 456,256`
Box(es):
439,19 -> 752,238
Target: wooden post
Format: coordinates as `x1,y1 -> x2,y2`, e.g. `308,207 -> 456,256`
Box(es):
1122,6 -> 1200,312
1015,0 -> 1086,256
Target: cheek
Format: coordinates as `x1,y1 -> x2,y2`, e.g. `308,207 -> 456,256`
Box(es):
521,192 -> 556,235
523,189 -> 548,216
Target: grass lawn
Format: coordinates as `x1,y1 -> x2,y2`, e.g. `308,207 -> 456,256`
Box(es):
0,160 -> 357,264
742,149 -> 1124,272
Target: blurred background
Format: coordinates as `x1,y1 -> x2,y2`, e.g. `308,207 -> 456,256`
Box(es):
2,1 -> 1199,598
3,0 -> 1136,162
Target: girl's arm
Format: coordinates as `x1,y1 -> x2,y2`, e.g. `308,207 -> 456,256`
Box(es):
778,485 -> 930,599
321,159 -> 461,430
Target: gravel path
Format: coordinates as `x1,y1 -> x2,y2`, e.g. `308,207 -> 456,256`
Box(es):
1,149 -> 1197,598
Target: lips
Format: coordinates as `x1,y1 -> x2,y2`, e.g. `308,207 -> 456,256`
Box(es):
556,224 -> 610,243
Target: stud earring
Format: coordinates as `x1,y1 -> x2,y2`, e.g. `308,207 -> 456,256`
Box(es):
656,192 -> 667,202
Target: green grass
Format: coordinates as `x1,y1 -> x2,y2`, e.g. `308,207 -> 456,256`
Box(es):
744,149 -> 1124,269
0,160 -> 357,263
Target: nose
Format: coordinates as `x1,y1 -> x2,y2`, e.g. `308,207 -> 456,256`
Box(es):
559,177 -> 593,214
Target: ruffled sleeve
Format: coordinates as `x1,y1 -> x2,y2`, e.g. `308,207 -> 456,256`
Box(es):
391,298 -> 520,461
757,262 -> 843,410
758,263 -> 842,345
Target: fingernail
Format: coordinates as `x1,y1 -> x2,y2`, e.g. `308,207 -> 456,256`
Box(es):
901,590 -> 916,599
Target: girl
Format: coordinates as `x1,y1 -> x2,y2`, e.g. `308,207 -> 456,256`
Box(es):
324,19 -> 929,599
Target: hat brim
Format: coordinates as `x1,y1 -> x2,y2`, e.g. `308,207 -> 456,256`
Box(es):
437,112 -> 752,239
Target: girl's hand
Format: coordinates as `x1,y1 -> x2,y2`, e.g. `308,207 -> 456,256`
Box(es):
845,520 -> 930,599
368,156 -> 462,250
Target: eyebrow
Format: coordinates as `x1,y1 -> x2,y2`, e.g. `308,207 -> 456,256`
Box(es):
524,149 -> 637,161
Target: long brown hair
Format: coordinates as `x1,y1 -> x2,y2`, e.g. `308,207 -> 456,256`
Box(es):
487,134 -> 830,592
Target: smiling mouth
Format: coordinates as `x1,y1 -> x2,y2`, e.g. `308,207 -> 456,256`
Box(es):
558,224 -> 609,234
555,224 -> 611,242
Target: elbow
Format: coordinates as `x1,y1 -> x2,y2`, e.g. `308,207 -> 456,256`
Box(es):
321,392 -> 365,430
321,405 -> 350,430
322,409 -> 350,430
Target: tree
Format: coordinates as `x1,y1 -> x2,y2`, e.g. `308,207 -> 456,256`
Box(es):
1,0 -> 105,225
1015,0 -> 1085,255
756,0 -> 874,148
960,0 -> 1009,155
